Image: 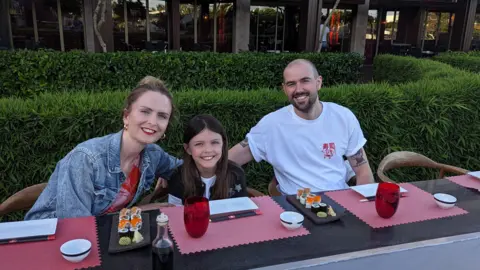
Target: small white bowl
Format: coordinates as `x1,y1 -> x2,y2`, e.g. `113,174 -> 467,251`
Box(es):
60,239 -> 92,263
280,211 -> 304,230
434,193 -> 457,209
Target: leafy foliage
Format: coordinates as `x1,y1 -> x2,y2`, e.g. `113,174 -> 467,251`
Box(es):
0,50 -> 363,98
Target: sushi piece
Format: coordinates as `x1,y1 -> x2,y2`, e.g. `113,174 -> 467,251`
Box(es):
130,206 -> 142,219
118,219 -> 132,239
311,203 -> 320,214
318,203 -> 328,213
297,189 -> 304,200
119,208 -> 130,220
130,216 -> 143,231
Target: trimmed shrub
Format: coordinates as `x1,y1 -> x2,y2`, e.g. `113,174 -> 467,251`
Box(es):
0,50 -> 364,98
373,54 -> 469,84
433,52 -> 480,73
1,79 -> 479,221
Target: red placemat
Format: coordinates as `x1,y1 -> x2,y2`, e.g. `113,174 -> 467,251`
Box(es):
0,216 -> 101,270
160,196 -> 310,254
325,183 -> 468,229
448,175 -> 480,190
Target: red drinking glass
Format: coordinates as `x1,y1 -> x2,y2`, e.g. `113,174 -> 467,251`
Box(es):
184,196 -> 210,238
375,182 -> 400,219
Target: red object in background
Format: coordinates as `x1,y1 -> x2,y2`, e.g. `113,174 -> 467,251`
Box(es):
184,196 -> 210,238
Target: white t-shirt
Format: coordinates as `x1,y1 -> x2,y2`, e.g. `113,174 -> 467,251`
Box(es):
246,102 -> 366,195
168,175 -> 217,206
320,24 -> 330,42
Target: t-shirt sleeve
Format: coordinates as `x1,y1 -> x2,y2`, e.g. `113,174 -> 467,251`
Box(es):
245,116 -> 270,162
345,110 -> 367,157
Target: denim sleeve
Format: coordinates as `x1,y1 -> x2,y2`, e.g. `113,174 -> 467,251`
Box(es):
156,151 -> 183,181
56,150 -> 96,218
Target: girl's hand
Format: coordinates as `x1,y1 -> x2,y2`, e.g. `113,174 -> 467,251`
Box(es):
156,177 -> 168,190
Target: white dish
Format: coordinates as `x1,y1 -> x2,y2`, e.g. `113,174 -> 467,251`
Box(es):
280,211 -> 304,230
433,193 -> 457,209
0,218 -> 57,241
60,239 -> 92,263
350,183 -> 408,199
209,197 -> 259,216
467,171 -> 480,179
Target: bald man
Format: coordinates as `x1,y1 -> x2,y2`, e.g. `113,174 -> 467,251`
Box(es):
228,59 -> 374,195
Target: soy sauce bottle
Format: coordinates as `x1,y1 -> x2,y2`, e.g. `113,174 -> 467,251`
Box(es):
152,213 -> 174,270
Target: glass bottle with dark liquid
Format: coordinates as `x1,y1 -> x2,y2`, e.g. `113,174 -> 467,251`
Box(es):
152,213 -> 174,270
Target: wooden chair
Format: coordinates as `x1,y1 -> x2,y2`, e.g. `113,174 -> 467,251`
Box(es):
247,187 -> 264,197
377,151 -> 469,183
0,183 -> 47,216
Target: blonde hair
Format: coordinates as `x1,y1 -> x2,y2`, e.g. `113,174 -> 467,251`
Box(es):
137,75 -> 166,89
123,76 -> 174,120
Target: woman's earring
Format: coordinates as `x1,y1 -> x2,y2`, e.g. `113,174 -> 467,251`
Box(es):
161,134 -> 166,140
124,124 -> 128,130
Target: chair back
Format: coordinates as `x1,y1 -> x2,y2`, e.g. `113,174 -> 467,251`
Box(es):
0,183 -> 47,216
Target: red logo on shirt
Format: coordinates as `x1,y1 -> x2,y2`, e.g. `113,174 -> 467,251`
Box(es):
323,143 -> 336,159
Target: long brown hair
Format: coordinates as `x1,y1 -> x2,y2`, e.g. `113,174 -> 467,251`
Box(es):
181,114 -> 233,200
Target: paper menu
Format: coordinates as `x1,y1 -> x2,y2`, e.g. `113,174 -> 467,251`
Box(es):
350,183 -> 408,198
209,197 -> 259,217
0,218 -> 58,241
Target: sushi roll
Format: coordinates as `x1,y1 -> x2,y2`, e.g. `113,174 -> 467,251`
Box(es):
130,216 -> 143,231
118,219 -> 132,239
119,208 -> 130,220
318,203 -> 328,213
130,207 -> 142,219
311,203 -> 320,214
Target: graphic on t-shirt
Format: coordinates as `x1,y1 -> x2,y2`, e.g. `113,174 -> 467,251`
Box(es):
323,142 -> 336,159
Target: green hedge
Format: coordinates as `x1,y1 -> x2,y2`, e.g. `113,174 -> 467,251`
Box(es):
433,52 -> 480,73
373,54 -> 469,84
2,77 -> 480,221
0,50 -> 363,98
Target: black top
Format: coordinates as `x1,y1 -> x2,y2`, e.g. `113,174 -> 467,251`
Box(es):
167,161 -> 248,204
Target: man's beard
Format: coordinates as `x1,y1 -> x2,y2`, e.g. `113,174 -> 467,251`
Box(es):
290,92 -> 317,113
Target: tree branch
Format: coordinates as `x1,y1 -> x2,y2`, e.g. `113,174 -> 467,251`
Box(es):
93,0 -> 107,52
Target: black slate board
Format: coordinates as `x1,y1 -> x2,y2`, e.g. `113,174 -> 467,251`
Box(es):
286,193 -> 346,225
108,213 -> 151,254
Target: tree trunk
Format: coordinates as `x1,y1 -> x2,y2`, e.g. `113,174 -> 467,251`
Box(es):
318,0 -> 341,52
93,0 -> 107,52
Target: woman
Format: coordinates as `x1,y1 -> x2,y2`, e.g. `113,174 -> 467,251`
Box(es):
25,76 -> 182,220
167,114 -> 247,206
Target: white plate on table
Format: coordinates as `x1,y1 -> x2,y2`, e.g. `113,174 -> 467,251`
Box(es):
0,218 -> 58,241
350,183 -> 408,199
468,171 -> 480,179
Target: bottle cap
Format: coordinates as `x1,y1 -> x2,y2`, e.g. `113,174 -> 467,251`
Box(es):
156,213 -> 169,225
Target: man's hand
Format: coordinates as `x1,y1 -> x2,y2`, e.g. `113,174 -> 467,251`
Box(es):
228,137 -> 254,166
347,148 -> 375,185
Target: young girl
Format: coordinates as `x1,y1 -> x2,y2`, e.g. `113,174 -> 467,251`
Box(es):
25,76 -> 182,220
167,114 -> 247,205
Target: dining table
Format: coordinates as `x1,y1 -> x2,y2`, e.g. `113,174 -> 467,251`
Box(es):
87,176 -> 480,270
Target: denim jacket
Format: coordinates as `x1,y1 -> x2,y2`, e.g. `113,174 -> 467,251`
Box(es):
25,130 -> 182,220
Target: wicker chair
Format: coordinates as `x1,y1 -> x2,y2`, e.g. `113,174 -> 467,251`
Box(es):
377,151 -> 469,183
0,183 -> 47,216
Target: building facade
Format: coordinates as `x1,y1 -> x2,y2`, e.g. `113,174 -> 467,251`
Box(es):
1,0 -> 479,60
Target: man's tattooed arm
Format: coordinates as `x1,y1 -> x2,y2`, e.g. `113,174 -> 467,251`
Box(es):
239,137 -> 249,148
348,148 -> 367,168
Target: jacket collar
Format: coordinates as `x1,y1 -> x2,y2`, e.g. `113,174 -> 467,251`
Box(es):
107,129 -> 151,174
